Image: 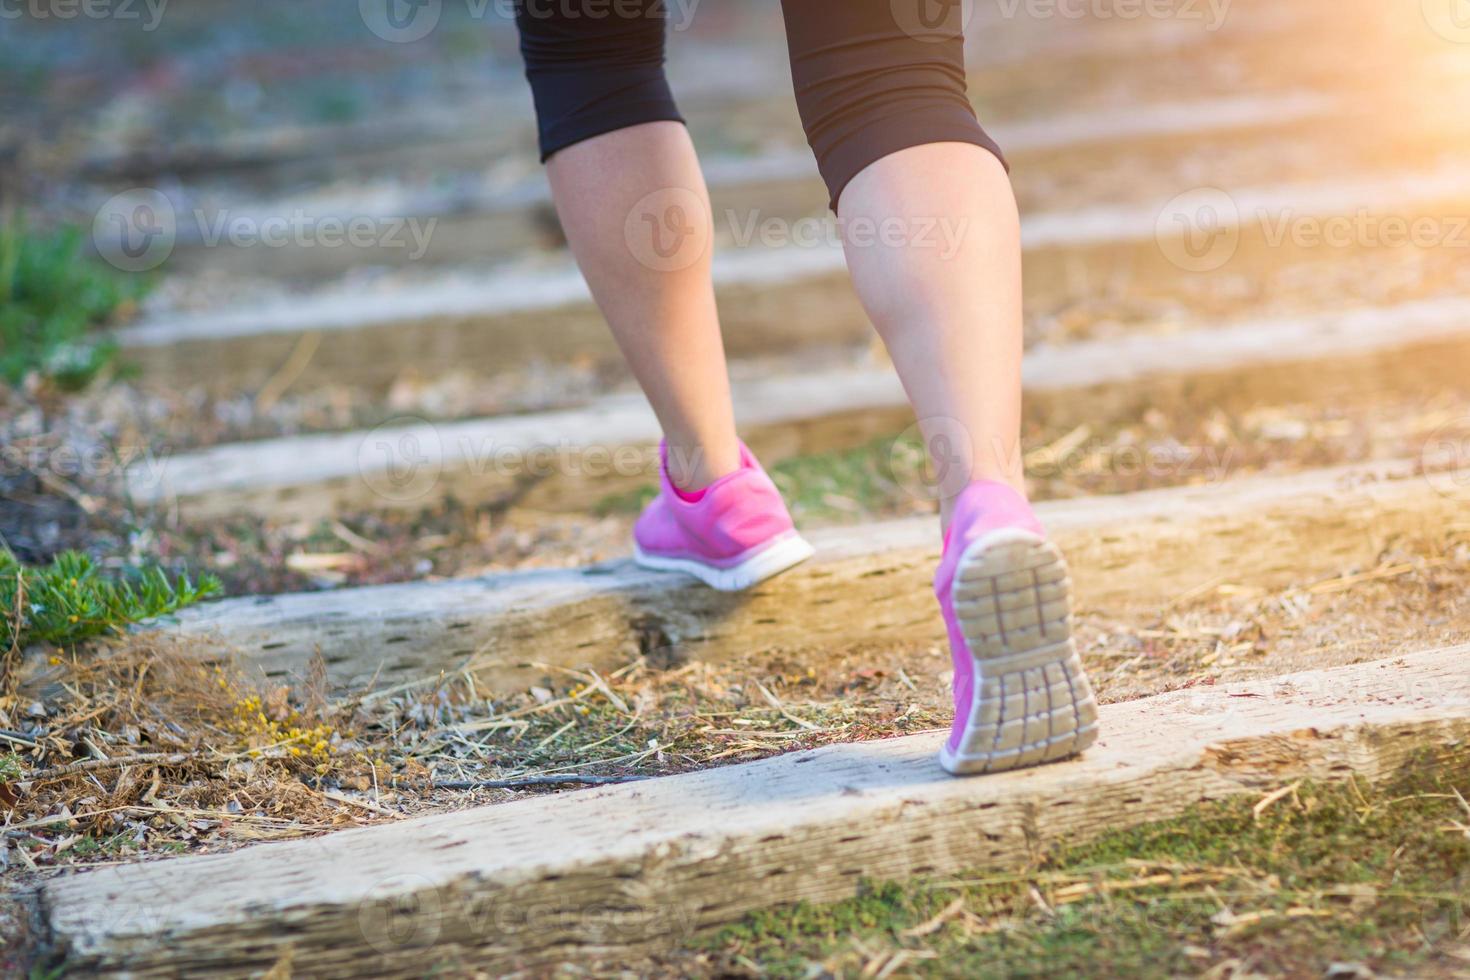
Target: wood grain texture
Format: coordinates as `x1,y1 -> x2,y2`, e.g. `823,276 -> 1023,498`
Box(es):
35,646 -> 1470,977
123,296 -> 1470,521
95,458 -> 1467,695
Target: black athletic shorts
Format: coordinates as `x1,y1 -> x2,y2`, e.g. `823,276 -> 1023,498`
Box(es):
514,0 -> 1006,211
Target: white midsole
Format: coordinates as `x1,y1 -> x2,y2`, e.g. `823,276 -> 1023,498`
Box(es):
634,533 -> 815,592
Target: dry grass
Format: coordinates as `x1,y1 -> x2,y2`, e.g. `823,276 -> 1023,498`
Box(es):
3,529 -> 1467,884
1,642 -> 405,873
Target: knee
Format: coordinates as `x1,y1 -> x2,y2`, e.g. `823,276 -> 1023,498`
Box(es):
515,0 -> 684,161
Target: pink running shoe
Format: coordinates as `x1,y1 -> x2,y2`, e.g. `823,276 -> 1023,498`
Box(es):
935,481 -> 1098,775
634,441 -> 814,591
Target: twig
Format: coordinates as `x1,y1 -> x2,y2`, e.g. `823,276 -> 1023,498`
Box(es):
254,330 -> 322,413
528,661 -> 630,714
433,774 -> 648,790
532,718 -> 577,753
529,742 -> 663,776
318,789 -> 404,819
28,751 -> 195,779
754,681 -> 821,731
1024,423 -> 1092,470
901,897 -> 966,938
1165,574 -> 1227,611
33,469 -> 101,516
1302,557 -> 1450,596
330,521 -> 383,555
1253,780 -> 1302,821
27,738 -> 305,780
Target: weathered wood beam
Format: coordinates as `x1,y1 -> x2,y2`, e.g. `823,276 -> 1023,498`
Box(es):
108,458 -> 1466,694
122,296 -> 1470,521
35,646 -> 1470,977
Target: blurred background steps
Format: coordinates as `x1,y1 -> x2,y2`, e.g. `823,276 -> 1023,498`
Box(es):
151,92 -> 1336,284
8,0 -> 1301,193
122,295 -> 1470,521
9,0 -> 1462,422
112,167 -> 1470,400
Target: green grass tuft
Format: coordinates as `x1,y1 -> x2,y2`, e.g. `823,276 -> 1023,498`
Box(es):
0,550 -> 221,650
0,215 -> 151,390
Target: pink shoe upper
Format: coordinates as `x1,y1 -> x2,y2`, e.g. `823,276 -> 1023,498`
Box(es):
634,441 -> 799,569
935,481 -> 1045,754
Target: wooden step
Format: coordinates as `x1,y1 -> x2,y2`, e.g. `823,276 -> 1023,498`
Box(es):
122,295 -> 1470,521
30,646 -> 1470,977
90,457 -> 1466,695
115,167 -> 1470,396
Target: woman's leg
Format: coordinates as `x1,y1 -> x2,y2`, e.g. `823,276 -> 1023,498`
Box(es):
516,0 -> 738,490
781,1 -> 1097,774
780,0 -> 1020,526
837,144 -> 1024,528
545,123 -> 741,490
515,0 -> 811,591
